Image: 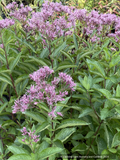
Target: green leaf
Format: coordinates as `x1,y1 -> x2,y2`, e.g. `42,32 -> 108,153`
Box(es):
23,40 -> 36,53
24,111 -> 46,123
97,137 -> 107,154
38,147 -> 63,159
0,75 -> 12,86
52,41 -> 66,58
55,65 -> 77,72
54,139 -> 67,155
0,53 -> 6,64
15,74 -> 29,85
87,59 -> 105,78
97,89 -> 112,98
108,148 -> 117,153
80,50 -> 94,59
112,132 -> 120,147
40,47 -> 49,58
60,51 -> 74,63
19,28 -> 26,37
100,108 -> 110,120
54,128 -> 76,142
32,37 -> 42,45
35,122 -> 50,134
85,131 -> 94,138
37,102 -> 50,112
73,34 -> 78,50
104,124 -> 113,148
79,108 -> 93,118
9,52 -> 22,71
2,120 -> 16,127
116,84 -> 120,97
8,154 -> 31,160
109,98 -> 120,104
7,145 -> 29,155
0,140 -> 3,154
0,102 -> 8,113
37,141 -> 49,153
78,75 -> 93,90
72,94 -> 89,101
72,143 -> 87,152
109,55 -> 120,68
29,56 -> 48,66
56,119 -> 89,130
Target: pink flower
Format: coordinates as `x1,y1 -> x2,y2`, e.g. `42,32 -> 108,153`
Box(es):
57,112 -> 63,117
21,127 -> 39,143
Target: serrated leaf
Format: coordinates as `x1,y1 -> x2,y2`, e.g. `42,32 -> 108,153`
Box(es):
97,137 -> 107,154
72,143 -> 87,152
109,55 -> 120,68
7,145 -> 29,155
24,111 -> 46,123
35,122 -> 50,134
97,89 -> 112,98
37,141 -> 49,153
87,59 -> 105,77
38,147 -> 63,159
54,128 -> 76,142
79,75 -> 93,90
79,108 -> 93,118
56,119 -> 90,130
9,52 -> 22,71
100,108 -> 114,120
112,132 -> 120,147
54,139 -> 67,155
8,154 -> 31,160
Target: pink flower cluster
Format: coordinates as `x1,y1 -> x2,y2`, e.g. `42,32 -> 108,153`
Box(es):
69,8 -> 120,42
21,127 -> 39,143
12,66 -> 76,118
25,1 -> 73,42
0,19 -> 14,29
4,1 -> 120,43
6,2 -> 32,24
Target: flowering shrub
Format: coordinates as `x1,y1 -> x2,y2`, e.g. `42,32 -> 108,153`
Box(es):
0,1 -> 120,159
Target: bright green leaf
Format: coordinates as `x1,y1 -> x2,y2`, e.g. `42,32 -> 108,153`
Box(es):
56,119 -> 90,130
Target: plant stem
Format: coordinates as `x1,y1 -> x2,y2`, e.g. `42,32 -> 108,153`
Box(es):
88,91 -> 100,123
85,120 -> 104,157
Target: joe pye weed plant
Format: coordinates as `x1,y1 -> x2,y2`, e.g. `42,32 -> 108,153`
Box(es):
8,66 -> 82,160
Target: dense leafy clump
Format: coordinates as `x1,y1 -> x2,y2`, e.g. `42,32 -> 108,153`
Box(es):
0,1 -> 120,160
